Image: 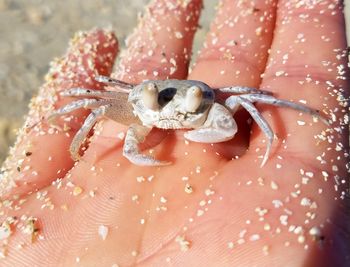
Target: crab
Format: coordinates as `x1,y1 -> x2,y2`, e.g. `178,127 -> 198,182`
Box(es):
50,76 -> 327,166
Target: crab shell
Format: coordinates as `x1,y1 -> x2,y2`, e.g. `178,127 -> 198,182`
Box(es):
128,80 -> 215,129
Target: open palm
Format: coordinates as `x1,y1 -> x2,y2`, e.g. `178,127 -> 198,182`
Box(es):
1,0 -> 349,266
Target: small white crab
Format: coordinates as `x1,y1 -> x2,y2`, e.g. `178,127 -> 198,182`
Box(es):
51,76 -> 326,166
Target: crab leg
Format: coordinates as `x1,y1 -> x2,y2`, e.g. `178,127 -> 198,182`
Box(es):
184,103 -> 237,143
95,75 -> 134,92
60,88 -> 125,98
123,124 -> 170,166
49,99 -> 113,120
225,96 -> 274,167
69,105 -> 110,160
216,86 -> 272,95
239,94 -> 328,124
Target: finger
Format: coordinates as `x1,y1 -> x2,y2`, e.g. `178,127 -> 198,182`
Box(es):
189,0 -> 277,87
87,0 -> 203,149
246,0 -> 350,264
250,0 -> 349,164
0,29 -> 118,199
187,0 -> 277,160
115,0 -> 202,83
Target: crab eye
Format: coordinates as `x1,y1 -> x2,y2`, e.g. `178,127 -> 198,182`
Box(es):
185,86 -> 202,112
142,83 -> 159,110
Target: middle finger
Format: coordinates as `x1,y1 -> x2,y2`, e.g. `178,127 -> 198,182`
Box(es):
188,0 -> 278,160
190,0 -> 277,87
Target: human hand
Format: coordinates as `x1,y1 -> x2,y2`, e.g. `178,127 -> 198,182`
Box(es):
0,0 -> 349,266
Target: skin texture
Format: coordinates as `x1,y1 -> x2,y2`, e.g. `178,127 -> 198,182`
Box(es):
0,0 -> 349,266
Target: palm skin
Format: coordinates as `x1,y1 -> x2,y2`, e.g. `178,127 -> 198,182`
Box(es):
0,0 -> 349,266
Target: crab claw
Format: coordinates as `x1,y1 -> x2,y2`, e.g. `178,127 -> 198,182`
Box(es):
184,103 -> 237,143
123,124 -> 171,166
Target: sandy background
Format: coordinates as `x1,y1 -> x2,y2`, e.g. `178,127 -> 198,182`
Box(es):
0,0 -> 349,163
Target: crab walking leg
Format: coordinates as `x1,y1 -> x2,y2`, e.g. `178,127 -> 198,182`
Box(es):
239,94 -> 329,124
60,88 -> 125,98
123,124 -> 171,166
70,105 -> 110,160
95,75 -> 134,92
225,96 -> 274,167
49,99 -> 113,119
216,86 -> 272,95
184,103 -> 237,143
